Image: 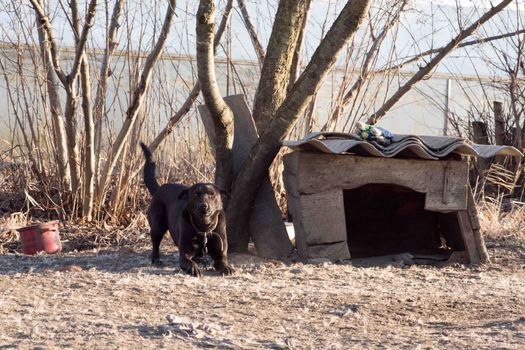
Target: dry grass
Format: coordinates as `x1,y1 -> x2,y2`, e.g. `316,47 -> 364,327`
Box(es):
477,197 -> 525,244
0,212 -> 27,254
0,214 -> 150,254
0,128 -> 216,226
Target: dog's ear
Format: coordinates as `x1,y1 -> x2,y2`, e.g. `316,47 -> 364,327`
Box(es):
213,185 -> 230,199
178,189 -> 189,200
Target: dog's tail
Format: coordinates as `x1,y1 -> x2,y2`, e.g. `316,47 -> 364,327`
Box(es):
140,142 -> 160,195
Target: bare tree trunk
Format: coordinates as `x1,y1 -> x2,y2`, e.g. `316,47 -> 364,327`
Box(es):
80,55 -> 95,221
68,0 -> 96,221
251,0 -> 311,133
237,0 -> 265,68
367,0 -> 513,124
35,17 -> 71,190
494,100 -> 506,165
69,0 -> 98,196
94,0 -> 124,184
96,0 -> 176,205
227,0 -> 372,252
30,0 -> 99,197
148,0 -> 233,153
196,0 -> 234,190
63,92 -> 82,195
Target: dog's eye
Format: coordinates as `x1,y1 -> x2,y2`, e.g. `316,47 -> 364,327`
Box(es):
194,192 -> 200,197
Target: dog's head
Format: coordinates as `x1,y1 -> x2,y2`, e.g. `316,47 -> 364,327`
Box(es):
179,183 -> 229,228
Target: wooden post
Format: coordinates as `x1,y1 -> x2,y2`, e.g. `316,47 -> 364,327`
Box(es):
494,101 -> 505,145
471,121 -> 490,177
467,186 -> 490,263
471,121 -> 489,145
494,101 -> 505,165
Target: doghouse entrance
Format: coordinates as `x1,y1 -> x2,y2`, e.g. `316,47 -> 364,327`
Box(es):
344,184 -> 465,259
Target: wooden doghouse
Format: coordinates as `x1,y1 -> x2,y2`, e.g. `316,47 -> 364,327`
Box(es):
283,151 -> 489,264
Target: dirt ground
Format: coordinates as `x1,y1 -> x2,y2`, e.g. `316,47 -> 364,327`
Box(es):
0,239 -> 524,350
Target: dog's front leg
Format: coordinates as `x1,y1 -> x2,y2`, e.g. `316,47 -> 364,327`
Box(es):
208,232 -> 234,275
180,252 -> 202,277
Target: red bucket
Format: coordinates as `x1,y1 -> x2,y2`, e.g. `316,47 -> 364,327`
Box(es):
17,220 -> 62,255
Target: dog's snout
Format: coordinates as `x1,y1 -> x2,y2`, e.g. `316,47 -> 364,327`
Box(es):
198,203 -> 209,213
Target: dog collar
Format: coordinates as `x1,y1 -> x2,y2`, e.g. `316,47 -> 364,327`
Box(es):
189,215 -> 216,255
193,230 -> 225,258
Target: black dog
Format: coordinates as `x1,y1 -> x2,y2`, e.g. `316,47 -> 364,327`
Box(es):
140,143 -> 234,277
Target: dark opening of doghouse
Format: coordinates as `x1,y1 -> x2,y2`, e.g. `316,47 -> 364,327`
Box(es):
344,184 -> 465,259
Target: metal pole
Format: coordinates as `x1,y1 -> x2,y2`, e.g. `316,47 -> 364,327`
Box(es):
444,78 -> 451,136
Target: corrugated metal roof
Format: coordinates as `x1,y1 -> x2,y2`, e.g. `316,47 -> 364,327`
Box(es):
283,132 -> 523,160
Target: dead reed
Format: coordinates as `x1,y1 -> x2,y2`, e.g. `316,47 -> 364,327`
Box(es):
477,196 -> 525,244
0,132 -> 215,253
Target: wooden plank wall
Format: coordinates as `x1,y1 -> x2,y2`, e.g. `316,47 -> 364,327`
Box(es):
284,151 -> 488,264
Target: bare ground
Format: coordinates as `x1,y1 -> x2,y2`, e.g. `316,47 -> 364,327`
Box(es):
0,241 -> 524,350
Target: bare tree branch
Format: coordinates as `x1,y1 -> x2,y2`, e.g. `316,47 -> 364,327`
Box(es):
148,0 -> 233,153
68,0 -> 98,82
368,0 -> 514,124
31,0 -> 100,195
35,16 -> 71,190
29,0 -> 67,84
214,0 -> 234,49
62,90 -> 82,194
96,0 -> 177,203
67,0 -> 97,220
237,0 -> 265,67
384,28 -> 525,73
93,0 -> 124,180
322,0 -> 408,131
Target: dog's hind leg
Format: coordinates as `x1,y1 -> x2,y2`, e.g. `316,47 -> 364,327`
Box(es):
207,232 -> 234,275
148,205 -> 168,265
150,228 -> 165,265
